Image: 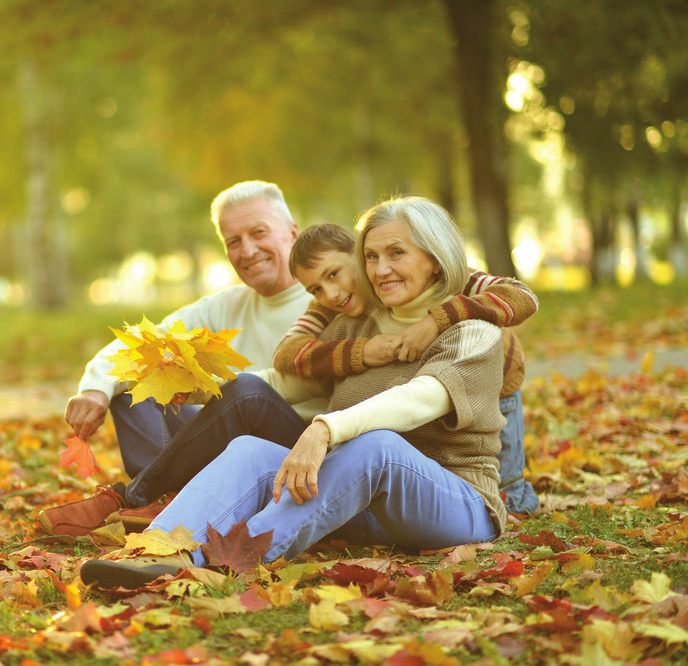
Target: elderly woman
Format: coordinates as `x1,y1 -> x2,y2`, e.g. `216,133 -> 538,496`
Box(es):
82,196 -> 507,588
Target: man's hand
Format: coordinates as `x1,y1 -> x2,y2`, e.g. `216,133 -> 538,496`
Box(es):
362,334 -> 402,367
273,421 -> 330,505
64,390 -> 110,441
397,315 -> 439,362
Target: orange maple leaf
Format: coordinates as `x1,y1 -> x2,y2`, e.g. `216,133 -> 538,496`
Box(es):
58,436 -> 99,479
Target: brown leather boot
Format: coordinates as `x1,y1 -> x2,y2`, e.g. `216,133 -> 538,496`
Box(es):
105,493 -> 177,532
38,483 -> 130,537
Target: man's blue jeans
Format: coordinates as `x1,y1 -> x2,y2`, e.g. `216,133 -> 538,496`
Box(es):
498,391 -> 539,514
113,376 -> 538,514
112,375 -> 308,507
150,431 -> 497,564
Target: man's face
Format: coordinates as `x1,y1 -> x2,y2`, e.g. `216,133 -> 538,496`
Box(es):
218,199 -> 299,297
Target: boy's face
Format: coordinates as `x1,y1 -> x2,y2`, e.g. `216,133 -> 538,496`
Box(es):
294,250 -> 367,317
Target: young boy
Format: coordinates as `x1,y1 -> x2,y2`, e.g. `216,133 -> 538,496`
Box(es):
273,223 -> 539,514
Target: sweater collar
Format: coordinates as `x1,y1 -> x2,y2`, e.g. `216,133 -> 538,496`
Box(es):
389,286 -> 446,323
255,281 -> 306,306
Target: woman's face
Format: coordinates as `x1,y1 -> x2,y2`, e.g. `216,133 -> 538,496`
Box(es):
363,218 -> 440,308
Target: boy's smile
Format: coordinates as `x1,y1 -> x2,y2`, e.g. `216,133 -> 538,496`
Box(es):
294,250 -> 367,317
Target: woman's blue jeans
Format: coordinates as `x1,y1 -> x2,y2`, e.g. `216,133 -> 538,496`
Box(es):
113,375 -> 538,514
149,431 -> 497,564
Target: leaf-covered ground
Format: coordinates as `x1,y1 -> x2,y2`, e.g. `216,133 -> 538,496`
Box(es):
1,285 -> 687,665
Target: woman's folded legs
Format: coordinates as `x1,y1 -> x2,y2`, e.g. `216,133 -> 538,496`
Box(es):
150,429 -> 497,566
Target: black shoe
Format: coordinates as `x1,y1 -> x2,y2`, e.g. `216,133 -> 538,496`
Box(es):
80,553 -> 191,589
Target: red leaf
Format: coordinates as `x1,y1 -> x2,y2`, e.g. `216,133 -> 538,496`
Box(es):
386,651 -> 425,666
58,436 -> 99,479
191,616 -> 214,632
200,519 -> 273,574
140,646 -> 209,665
321,562 -> 396,597
322,562 -> 387,586
518,530 -> 571,552
239,585 -> 272,611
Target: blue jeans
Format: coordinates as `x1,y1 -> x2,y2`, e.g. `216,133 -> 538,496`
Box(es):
497,391 -> 539,514
115,375 -> 308,507
114,377 -> 537,514
110,394 -> 203,479
150,431 -> 497,564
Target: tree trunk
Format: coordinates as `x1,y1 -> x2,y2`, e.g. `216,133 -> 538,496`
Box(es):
626,181 -> 649,282
442,0 -> 517,277
18,59 -> 69,309
669,179 -> 688,279
582,174 -> 616,285
434,133 -> 457,217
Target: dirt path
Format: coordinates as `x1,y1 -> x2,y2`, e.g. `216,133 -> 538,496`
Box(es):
524,346 -> 687,380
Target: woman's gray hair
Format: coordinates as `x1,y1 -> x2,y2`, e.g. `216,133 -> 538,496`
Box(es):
354,196 -> 469,307
210,181 -> 294,238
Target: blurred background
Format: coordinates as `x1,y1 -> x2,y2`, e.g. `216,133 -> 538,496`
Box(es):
2,0 -> 687,312
1,0 -> 687,418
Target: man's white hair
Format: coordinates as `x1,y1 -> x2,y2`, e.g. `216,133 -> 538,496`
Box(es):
210,181 -> 294,237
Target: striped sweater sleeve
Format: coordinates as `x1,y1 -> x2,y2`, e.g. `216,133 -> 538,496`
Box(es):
429,270 -> 539,333
272,299 -> 368,378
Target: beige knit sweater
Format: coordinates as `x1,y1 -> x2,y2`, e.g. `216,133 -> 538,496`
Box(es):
314,290 -> 508,534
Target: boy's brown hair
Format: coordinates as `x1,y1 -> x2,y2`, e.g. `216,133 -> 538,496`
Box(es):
289,223 -> 355,276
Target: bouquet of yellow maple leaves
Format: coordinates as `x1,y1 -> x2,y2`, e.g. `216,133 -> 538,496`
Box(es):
106,316 -> 253,407
58,317 -> 252,480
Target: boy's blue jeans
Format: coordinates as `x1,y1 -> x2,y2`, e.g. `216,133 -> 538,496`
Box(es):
150,431 -> 497,564
112,375 -> 538,514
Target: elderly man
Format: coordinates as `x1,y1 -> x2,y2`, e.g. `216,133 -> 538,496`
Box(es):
40,181 -> 315,536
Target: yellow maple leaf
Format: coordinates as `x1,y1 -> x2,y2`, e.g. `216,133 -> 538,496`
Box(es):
511,561 -> 553,597
124,525 -> 200,556
631,572 -> 677,604
311,583 -> 363,603
106,317 -> 252,406
640,349 -> 655,374
309,598 -> 350,631
634,620 -> 688,645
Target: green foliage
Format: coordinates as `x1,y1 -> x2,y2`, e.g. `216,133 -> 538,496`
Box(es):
0,304 -> 172,384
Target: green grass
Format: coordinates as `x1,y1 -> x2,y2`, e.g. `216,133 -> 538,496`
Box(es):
0,304 -> 174,384
516,281 -> 688,359
0,283 -> 686,664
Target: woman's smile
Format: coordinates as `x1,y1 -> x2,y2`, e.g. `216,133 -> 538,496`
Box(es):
364,219 -> 440,307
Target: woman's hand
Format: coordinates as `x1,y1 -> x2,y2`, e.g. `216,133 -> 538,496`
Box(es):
397,314 -> 439,362
363,334 -> 403,367
273,421 -> 331,504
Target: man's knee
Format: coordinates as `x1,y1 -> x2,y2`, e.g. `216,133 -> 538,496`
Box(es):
220,373 -> 269,396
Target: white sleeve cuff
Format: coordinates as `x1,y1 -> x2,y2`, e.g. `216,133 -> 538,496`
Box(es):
314,375 -> 451,447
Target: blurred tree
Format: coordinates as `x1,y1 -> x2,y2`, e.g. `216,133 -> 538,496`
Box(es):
516,0 -> 688,283
1,0 -> 529,308
442,0 -> 517,276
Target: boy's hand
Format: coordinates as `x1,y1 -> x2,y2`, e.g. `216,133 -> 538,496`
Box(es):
273,421 -> 330,504
397,315 -> 439,362
363,334 -> 402,367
